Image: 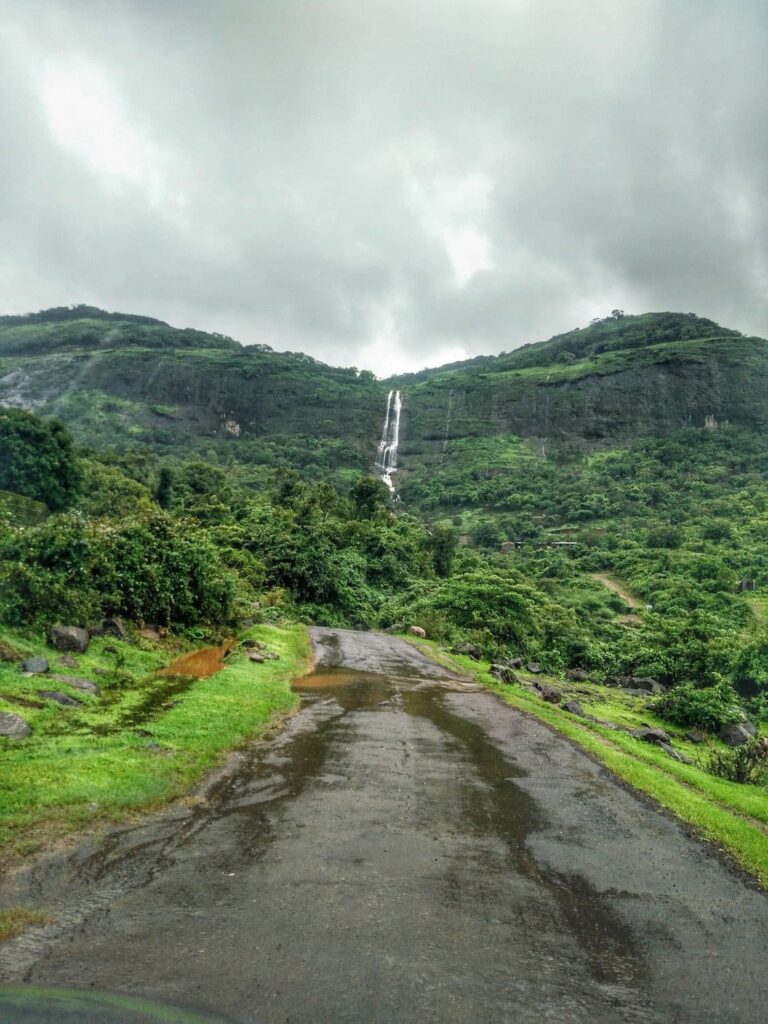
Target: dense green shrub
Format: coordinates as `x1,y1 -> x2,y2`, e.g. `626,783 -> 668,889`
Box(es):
707,738 -> 768,785
649,682 -> 744,732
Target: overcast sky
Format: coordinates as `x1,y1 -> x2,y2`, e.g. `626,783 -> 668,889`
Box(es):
1,1 -> 766,374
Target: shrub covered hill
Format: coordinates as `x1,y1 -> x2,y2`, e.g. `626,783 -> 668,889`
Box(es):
4,306 -> 768,877
2,304 -> 768,694
2,307 -> 767,488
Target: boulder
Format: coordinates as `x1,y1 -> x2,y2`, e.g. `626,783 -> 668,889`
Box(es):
248,651 -> 266,663
21,657 -> 49,675
409,626 -> 427,639
719,722 -> 756,747
563,699 -> 587,717
90,618 -> 127,640
508,657 -> 523,669
566,669 -> 589,682
452,643 -> 482,661
264,652 -> 280,661
50,675 -> 100,696
0,712 -> 31,739
138,627 -> 161,641
48,626 -> 90,654
631,726 -> 671,745
56,655 -> 79,669
40,690 -> 82,707
536,682 -> 562,704
384,623 -> 404,635
526,663 -> 543,674
490,664 -> 518,684
630,676 -> 662,694
685,728 -> 708,744
658,742 -> 693,764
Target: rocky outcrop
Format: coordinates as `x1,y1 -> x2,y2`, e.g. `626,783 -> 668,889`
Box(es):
48,625 -> 90,653
719,722 -> 757,747
21,657 -> 49,674
0,712 -> 31,739
490,664 -> 518,684
40,690 -> 82,707
535,682 -> 562,704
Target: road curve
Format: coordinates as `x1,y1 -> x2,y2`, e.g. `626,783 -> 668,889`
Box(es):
1,626 -> 767,1023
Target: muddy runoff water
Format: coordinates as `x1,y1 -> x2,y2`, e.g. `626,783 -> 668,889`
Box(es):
2,627 -> 767,1023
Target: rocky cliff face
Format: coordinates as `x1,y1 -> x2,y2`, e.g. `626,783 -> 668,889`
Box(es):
1,309 -> 766,486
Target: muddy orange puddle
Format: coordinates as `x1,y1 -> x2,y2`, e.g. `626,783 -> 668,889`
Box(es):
158,643 -> 234,679
294,671 -> 358,690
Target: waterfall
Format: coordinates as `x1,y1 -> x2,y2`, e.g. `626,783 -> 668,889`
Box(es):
375,389 -> 402,493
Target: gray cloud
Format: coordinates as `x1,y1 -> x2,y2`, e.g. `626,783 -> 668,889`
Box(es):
0,0 -> 766,373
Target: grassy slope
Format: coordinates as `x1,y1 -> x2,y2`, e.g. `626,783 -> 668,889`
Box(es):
407,637 -> 768,886
0,623 -> 309,860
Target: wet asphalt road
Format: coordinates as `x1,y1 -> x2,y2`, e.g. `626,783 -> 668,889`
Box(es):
1,627 -> 768,1023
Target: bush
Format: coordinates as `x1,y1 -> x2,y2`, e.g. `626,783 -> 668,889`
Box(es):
707,738 -> 768,785
649,682 -> 744,732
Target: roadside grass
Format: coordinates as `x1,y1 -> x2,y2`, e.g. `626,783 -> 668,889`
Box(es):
0,623 -> 309,861
405,637 -> 768,886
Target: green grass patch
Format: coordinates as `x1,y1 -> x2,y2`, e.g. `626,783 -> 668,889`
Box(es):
0,623 -> 309,860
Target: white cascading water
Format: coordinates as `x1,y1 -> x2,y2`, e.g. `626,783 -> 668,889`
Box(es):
375,389 -> 402,493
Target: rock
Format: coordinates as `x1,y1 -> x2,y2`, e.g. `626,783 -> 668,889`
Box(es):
620,687 -> 652,697
241,639 -> 258,649
452,642 -> 482,661
50,675 -> 100,696
536,682 -> 562,704
56,655 -> 79,669
21,657 -> 49,675
248,651 -> 266,663
242,618 -> 255,629
631,726 -> 671,745
605,675 -> 632,688
630,676 -> 662,694
508,657 -> 523,669
685,728 -> 708,744
0,712 -> 31,739
92,667 -> 111,676
264,652 -> 280,661
566,669 -> 589,682
384,623 -> 404,635
90,617 -> 127,640
40,690 -> 82,707
563,699 -> 587,717
526,663 -> 543,674
138,627 -> 161,641
719,722 -> 756,747
490,664 -> 518,684
658,742 -> 693,764
48,625 -> 90,654
408,626 -> 427,638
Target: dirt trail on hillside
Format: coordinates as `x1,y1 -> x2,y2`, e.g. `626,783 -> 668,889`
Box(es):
592,571 -> 642,609
0,627 -> 766,1023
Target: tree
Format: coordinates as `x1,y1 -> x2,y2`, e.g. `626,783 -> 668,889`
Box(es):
429,525 -> 457,577
155,466 -> 175,509
0,408 -> 80,510
351,476 -> 389,519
